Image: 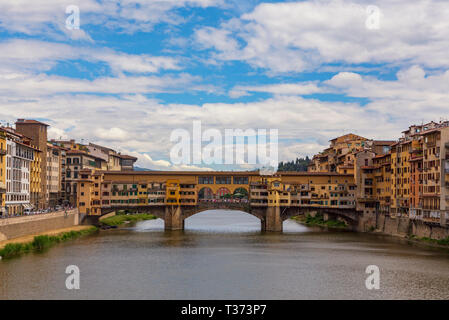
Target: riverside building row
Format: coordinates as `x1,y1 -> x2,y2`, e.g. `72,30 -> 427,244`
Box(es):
308,121 -> 449,226
75,120 -> 449,230
0,119 -> 137,216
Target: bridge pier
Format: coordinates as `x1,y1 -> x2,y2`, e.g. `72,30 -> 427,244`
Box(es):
165,206 -> 184,231
263,206 -> 283,232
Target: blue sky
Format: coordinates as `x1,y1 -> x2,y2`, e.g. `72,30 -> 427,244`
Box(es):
0,0 -> 448,170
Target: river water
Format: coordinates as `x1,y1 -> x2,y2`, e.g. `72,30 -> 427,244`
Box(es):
1,210 -> 449,300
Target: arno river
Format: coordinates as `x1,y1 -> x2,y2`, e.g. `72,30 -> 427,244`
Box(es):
1,210 -> 449,299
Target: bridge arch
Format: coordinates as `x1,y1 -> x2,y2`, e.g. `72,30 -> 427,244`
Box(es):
217,187 -> 232,199
233,187 -> 248,200
182,202 -> 264,221
198,187 -> 214,200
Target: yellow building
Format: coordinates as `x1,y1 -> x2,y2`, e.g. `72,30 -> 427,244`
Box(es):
390,140 -> 411,217
308,133 -> 369,173
166,179 -> 181,205
30,148 -> 42,210
77,171 -> 356,216
421,128 -> 443,223
0,129 -> 6,215
372,153 -> 392,214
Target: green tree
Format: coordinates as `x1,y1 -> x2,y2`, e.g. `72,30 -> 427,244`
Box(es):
278,156 -> 311,172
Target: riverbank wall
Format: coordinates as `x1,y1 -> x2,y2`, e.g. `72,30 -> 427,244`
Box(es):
357,212 -> 449,240
0,209 -> 80,241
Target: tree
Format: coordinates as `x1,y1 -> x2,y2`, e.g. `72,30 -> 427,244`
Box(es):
278,156 -> 311,172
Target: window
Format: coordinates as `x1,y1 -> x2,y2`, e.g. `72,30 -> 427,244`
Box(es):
199,176 -> 214,184
233,176 -> 248,184
216,176 -> 231,184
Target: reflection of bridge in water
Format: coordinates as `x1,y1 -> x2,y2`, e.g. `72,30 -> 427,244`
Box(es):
79,171 -> 361,232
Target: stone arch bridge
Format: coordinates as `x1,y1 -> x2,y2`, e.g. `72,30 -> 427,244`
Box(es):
79,170 -> 361,232
99,202 -> 361,232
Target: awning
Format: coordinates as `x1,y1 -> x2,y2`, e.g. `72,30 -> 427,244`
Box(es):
22,204 -> 33,209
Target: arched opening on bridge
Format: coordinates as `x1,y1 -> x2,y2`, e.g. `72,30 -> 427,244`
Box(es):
233,188 -> 248,202
184,209 -> 261,233
198,187 -> 214,201
217,187 -> 231,200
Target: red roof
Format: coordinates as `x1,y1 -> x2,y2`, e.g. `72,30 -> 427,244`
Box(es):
119,154 -> 138,160
16,119 -> 49,126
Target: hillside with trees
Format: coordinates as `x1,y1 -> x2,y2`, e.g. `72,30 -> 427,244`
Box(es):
278,157 -> 311,172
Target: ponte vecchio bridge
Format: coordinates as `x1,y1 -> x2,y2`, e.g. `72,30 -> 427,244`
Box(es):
78,171 -> 360,232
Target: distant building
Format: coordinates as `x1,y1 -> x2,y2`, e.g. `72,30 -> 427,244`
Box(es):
65,150 -> 107,206
119,154 -> 137,171
2,127 -> 34,215
15,119 -> 48,209
87,143 -> 123,171
0,129 -> 7,215
46,143 -> 67,206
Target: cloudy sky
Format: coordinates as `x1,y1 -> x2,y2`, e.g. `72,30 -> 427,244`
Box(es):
0,0 -> 448,170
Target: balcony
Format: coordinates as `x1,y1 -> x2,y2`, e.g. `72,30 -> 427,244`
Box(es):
357,195 -> 377,202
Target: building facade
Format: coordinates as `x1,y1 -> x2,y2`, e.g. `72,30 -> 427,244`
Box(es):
30,148 -> 42,209
77,171 -> 356,216
4,129 -> 34,215
15,119 -> 48,209
0,129 -> 6,215
46,143 -> 66,206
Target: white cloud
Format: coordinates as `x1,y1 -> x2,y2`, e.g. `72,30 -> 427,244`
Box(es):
229,82 -> 323,98
0,92 -> 401,166
195,0 -> 449,73
0,72 -> 199,96
1,0 -> 448,169
0,39 -> 181,75
138,153 -> 215,171
95,127 -> 129,142
0,0 -> 223,38
325,66 -> 449,125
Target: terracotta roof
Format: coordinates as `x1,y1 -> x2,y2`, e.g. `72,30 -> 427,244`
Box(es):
16,119 -> 49,126
372,140 -> 396,146
47,143 -> 68,151
14,140 -> 41,151
66,150 -> 88,155
99,170 -> 354,177
329,133 -> 367,142
421,128 -> 442,135
1,126 -> 27,139
119,154 -> 138,160
373,153 -> 389,159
